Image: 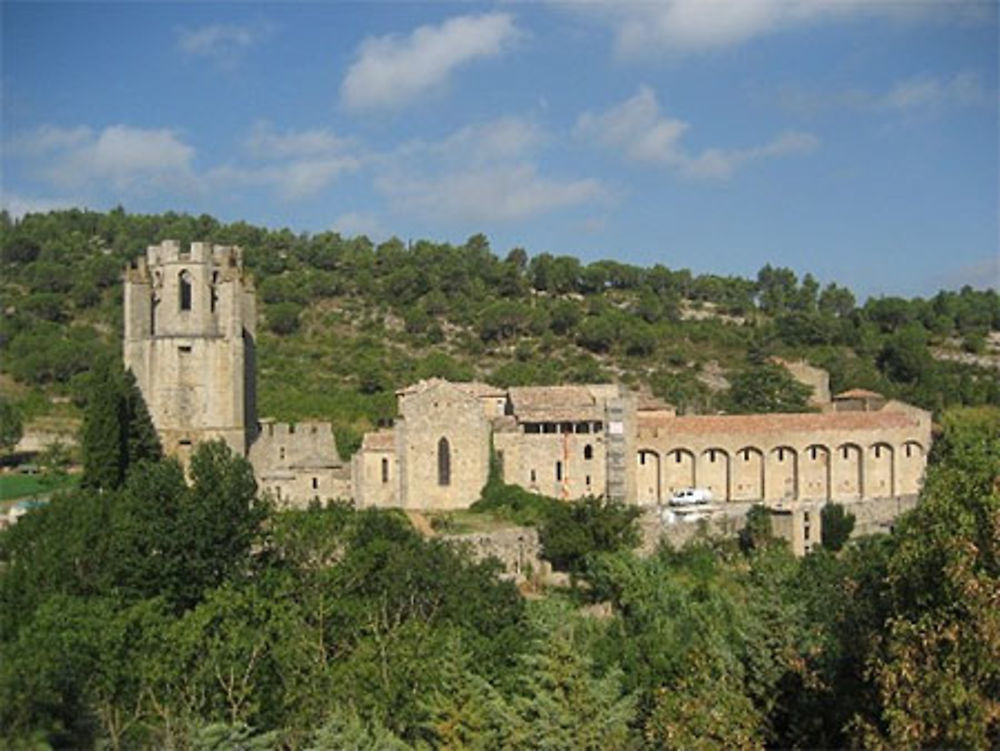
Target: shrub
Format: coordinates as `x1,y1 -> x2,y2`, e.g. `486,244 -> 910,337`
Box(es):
267,302 -> 303,335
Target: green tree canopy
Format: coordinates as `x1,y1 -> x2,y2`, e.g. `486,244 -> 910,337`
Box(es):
724,362 -> 814,414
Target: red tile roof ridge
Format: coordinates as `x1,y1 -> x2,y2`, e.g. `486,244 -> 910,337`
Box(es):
361,430 -> 396,450
638,410 -> 915,434
834,388 -> 884,399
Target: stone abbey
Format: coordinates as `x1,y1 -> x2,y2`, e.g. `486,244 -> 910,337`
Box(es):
125,241 -> 932,544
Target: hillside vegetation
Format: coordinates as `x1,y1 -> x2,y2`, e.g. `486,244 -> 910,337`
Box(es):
1,208 -> 998,453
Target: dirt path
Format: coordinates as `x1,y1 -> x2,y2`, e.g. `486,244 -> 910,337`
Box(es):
405,510 -> 436,537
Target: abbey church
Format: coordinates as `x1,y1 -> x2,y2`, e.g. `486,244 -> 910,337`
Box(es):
125,242 -> 932,526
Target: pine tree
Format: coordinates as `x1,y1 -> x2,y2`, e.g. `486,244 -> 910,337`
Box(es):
121,368 -> 161,466
418,639 -> 514,750
80,362 -> 161,492
80,360 -> 126,491
508,624 -> 636,750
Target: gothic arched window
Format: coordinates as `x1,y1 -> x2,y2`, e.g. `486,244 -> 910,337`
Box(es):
437,437 -> 451,486
179,270 -> 192,311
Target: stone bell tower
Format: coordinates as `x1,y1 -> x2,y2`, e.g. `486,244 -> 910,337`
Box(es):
123,240 -> 257,463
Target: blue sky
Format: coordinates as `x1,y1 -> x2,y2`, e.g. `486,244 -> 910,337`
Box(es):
3,1 -> 997,298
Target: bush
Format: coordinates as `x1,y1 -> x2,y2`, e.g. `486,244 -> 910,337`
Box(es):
267,302 -> 303,335
471,481 -> 561,527
820,503 -> 856,551
538,496 -> 640,576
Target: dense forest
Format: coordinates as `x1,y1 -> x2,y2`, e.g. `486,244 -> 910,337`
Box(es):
1,349 -> 998,749
0,208 -> 998,456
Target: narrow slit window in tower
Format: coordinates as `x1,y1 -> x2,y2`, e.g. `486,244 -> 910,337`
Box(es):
438,437 -> 451,486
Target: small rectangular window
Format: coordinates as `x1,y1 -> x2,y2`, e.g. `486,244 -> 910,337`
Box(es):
556,461 -> 563,482
381,458 -> 389,484
312,477 -> 318,490
179,345 -> 192,354
530,469 -> 536,483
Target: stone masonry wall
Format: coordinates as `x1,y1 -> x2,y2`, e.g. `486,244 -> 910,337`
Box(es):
398,382 -> 491,510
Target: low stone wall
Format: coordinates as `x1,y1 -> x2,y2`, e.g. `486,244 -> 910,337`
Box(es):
443,526 -> 545,580
639,495 -> 921,554
441,495 -> 920,584
842,495 -> 919,536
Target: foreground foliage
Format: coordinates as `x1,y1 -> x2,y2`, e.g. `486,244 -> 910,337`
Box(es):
1,399 -> 998,747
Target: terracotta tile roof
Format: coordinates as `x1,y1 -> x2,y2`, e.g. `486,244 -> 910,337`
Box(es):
395,378 -> 446,396
834,388 -> 884,399
508,385 -> 604,422
452,381 -> 507,398
638,410 -> 915,436
289,453 -> 344,469
638,393 -> 674,411
396,378 -> 505,400
361,430 -> 396,451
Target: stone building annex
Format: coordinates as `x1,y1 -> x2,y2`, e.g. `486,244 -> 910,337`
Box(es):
125,241 -> 932,549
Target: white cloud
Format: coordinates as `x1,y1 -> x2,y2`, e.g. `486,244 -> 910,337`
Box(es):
209,157 -> 359,201
882,71 -> 992,110
394,116 -> 544,166
331,211 -> 386,240
216,123 -> 361,199
7,121 -> 357,203
379,164 -> 604,223
780,70 -> 994,116
680,131 -> 819,179
373,115 -> 604,222
5,125 -> 92,157
15,124 -> 197,191
176,21 -> 272,68
243,122 -> 351,160
576,85 -> 688,165
576,86 -> 818,179
341,13 -> 521,110
0,193 -> 84,219
570,1 -> 989,57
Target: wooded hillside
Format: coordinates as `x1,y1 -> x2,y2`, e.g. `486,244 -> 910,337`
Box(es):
1,208 -> 997,454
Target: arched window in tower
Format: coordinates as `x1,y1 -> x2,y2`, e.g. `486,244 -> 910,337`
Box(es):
437,437 -> 451,486
584,444 -> 593,460
179,270 -> 192,311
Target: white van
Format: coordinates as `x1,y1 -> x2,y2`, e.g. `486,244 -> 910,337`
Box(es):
668,488 -> 712,507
